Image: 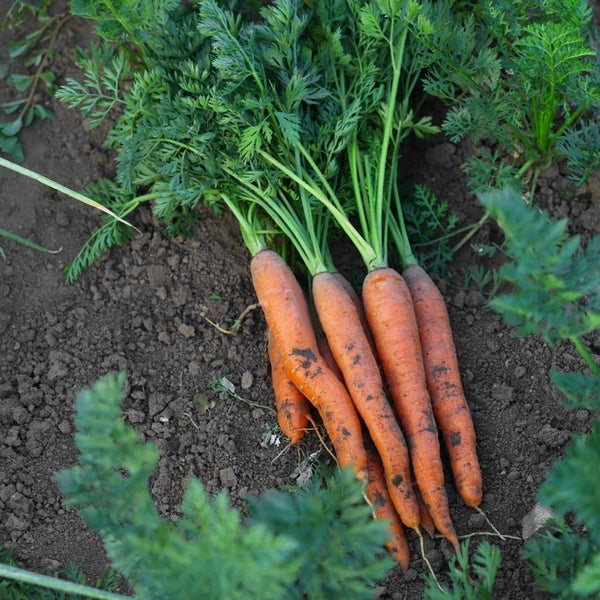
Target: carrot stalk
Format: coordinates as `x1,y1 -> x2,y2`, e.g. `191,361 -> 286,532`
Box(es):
313,271 -> 420,529
251,249 -> 368,479
267,328 -> 312,445
364,440 -> 411,571
362,267 -> 459,552
402,264 -> 483,509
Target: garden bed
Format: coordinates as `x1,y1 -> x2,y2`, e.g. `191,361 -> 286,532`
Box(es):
1,1 -> 599,598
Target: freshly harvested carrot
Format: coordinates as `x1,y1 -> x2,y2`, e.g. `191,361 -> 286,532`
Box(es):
313,271 -> 420,530
364,440 -> 410,570
362,267 -> 459,552
402,264 -> 483,509
251,249 -> 368,478
267,328 -> 312,445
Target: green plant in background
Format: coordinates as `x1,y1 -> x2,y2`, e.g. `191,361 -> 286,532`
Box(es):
423,539 -> 501,599
0,371 -> 390,600
1,0 -> 69,161
402,183 -> 460,275
480,187 -> 600,598
419,0 -> 600,194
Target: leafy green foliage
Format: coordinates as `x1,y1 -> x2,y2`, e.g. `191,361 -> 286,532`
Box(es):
55,372 -> 392,600
0,0 -> 66,161
419,0 -> 600,189
55,43 -> 129,128
522,517 -> 600,599
402,183 -> 460,274
480,187 -> 600,345
422,539 -> 501,600
481,186 -> 600,598
56,0 -> 451,279
62,178 -> 135,283
0,543 -> 121,600
556,117 -> 600,187
249,470 -> 392,600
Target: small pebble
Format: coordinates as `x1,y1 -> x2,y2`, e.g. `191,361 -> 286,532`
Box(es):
241,370 -> 253,390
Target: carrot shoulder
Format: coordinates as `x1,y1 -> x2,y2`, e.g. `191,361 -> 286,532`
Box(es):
267,328 -> 312,445
362,267 -> 459,551
402,264 -> 482,509
251,249 -> 368,478
313,272 -> 420,530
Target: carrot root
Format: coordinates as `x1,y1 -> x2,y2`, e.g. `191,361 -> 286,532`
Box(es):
362,267 -> 459,551
402,264 -> 483,509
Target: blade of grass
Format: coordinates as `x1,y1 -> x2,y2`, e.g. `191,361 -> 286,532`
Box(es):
0,227 -> 61,253
0,563 -> 128,600
0,156 -> 138,231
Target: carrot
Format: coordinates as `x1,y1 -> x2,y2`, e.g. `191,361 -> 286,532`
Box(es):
313,271 -> 420,530
362,267 -> 459,552
364,439 -> 410,570
402,264 -> 483,509
331,272 -> 378,358
317,333 -> 345,382
267,328 -> 312,445
251,249 -> 368,478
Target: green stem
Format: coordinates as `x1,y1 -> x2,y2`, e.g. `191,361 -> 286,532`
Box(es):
570,336 -> 600,376
373,26 -> 408,266
103,0 -> 146,54
0,228 -> 61,253
220,193 -> 265,257
451,210 -> 490,254
0,564 -> 128,600
258,149 -> 379,269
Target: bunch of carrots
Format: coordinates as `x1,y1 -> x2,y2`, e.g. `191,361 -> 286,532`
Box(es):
201,0 -> 484,570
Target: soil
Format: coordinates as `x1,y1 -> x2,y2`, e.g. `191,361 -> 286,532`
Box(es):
1,3 -> 599,599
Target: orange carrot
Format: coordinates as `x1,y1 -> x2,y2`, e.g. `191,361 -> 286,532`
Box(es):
416,483 -> 436,539
251,249 -> 368,478
317,333 -> 345,382
267,328 -> 312,445
364,440 -> 410,570
402,264 -> 482,509
331,272 -> 378,358
362,267 -> 459,552
313,272 -> 420,530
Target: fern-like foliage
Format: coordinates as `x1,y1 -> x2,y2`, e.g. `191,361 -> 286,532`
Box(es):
402,183 -> 459,274
480,187 -> 600,344
482,185 -> 600,598
55,373 -> 392,600
423,539 -> 501,600
522,517 -> 600,600
420,0 -> 600,187
556,116 -> 600,187
55,43 -> 129,128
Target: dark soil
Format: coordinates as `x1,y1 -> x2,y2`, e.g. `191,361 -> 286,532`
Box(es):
1,3 -> 599,598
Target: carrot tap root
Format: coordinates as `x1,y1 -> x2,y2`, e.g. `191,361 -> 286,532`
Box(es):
362,267 -> 458,549
402,264 -> 483,510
